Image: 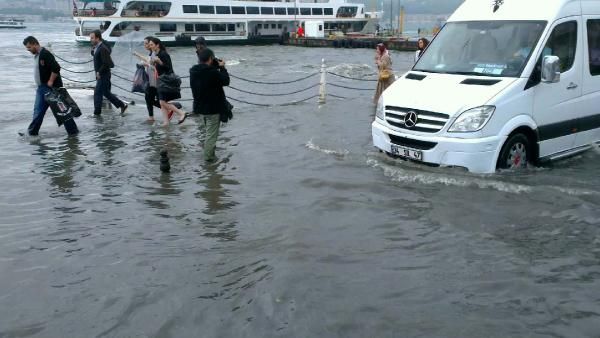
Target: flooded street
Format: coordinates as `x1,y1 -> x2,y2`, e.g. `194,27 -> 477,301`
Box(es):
1,23 -> 600,338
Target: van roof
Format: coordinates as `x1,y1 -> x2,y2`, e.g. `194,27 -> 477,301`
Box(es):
447,0 -> 593,22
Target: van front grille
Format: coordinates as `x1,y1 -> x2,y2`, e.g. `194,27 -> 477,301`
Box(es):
385,106 -> 449,133
388,134 -> 437,150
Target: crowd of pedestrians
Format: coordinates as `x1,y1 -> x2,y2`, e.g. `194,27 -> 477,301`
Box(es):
22,32 -> 231,163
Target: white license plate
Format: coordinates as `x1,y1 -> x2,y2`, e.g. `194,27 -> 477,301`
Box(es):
390,145 -> 423,161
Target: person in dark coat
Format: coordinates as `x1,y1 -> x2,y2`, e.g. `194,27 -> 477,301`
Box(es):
147,37 -> 187,126
90,29 -> 127,116
22,36 -> 78,136
190,48 -> 230,162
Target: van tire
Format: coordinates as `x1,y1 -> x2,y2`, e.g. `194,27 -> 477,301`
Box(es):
497,133 -> 530,170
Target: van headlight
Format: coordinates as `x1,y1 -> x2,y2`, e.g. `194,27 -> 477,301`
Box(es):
448,106 -> 495,132
375,98 -> 385,120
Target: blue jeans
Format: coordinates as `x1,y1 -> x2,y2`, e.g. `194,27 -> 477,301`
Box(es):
94,73 -> 124,115
29,85 -> 79,136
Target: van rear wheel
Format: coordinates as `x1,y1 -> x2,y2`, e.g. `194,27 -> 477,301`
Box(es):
497,133 -> 530,170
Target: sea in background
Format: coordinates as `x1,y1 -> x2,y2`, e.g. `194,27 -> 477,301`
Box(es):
1,22 -> 600,338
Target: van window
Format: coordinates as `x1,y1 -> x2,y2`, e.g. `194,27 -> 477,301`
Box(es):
587,20 -> 600,76
543,21 -> 577,73
414,21 -> 546,77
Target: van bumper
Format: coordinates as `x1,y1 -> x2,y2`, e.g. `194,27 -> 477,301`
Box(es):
372,120 -> 504,174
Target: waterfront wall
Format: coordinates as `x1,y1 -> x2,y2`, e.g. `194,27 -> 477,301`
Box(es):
286,37 -> 418,52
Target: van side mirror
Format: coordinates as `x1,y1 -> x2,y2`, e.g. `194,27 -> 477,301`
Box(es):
541,55 -> 561,83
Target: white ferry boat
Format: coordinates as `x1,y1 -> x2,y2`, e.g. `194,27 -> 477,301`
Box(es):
0,19 -> 26,29
73,0 -> 370,45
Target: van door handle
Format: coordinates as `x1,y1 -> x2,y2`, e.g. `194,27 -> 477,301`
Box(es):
567,82 -> 578,90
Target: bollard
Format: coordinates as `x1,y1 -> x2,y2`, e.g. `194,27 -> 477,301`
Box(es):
160,149 -> 170,173
318,58 -> 326,105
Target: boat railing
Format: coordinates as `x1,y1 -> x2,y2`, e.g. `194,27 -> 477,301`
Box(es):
73,9 -> 117,17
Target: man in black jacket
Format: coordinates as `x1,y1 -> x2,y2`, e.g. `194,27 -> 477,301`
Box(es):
22,36 -> 79,136
190,48 -> 230,162
90,30 -> 127,116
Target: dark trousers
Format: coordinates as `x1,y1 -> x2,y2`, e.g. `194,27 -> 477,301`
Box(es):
145,86 -> 160,117
29,85 -> 79,136
94,73 -> 124,115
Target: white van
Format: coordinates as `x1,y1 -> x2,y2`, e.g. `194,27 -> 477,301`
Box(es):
372,0 -> 600,173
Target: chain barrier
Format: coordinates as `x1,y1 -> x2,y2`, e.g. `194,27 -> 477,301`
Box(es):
327,82 -> 373,91
327,71 -> 378,82
229,83 -> 319,97
54,54 -> 94,65
56,53 -> 377,107
61,67 -> 95,74
229,72 -> 319,85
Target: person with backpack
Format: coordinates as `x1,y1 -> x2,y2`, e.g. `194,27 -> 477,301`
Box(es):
90,29 -> 128,116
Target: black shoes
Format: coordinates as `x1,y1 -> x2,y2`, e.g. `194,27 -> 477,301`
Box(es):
120,103 -> 128,115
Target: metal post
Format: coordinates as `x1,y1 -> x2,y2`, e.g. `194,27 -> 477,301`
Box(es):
319,58 -> 326,104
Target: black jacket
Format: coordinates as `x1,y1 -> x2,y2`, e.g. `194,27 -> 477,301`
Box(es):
155,50 -> 173,76
92,42 -> 114,75
38,48 -> 63,88
190,64 -> 230,115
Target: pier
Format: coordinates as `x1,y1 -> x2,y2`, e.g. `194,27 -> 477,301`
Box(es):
285,36 -> 419,51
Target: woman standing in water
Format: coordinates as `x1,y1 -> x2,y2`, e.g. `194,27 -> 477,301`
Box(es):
415,38 -> 430,62
374,43 -> 395,104
147,37 -> 187,126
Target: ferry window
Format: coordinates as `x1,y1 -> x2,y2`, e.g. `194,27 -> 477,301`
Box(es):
257,24 -> 262,29
199,6 -> 214,14
231,6 -> 245,15
543,21 -> 577,73
312,8 -> 323,15
216,6 -> 231,14
287,8 -> 298,15
337,6 -> 357,18
213,24 -> 226,32
324,8 -> 333,15
275,8 -> 286,15
300,8 -> 311,15
182,5 -> 197,14
278,24 -> 282,29
271,24 -> 277,29
228,24 -> 235,31
247,7 -> 259,14
261,7 -> 274,15
159,23 -> 177,32
195,23 -> 210,31
184,24 -> 194,31
587,20 -> 600,76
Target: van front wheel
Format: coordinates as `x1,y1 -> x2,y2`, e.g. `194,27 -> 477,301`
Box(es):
497,133 -> 530,170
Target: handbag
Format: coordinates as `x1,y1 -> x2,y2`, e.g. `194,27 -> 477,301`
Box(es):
157,73 -> 182,94
132,64 -> 149,93
44,87 -> 81,126
220,99 -> 234,123
379,69 -> 392,81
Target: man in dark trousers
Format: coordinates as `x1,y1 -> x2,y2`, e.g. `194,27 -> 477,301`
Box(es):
89,30 -> 127,116
22,36 -> 79,136
190,48 -> 230,162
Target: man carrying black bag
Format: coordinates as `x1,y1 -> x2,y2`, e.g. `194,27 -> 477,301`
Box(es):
190,48 -> 230,162
22,36 -> 78,136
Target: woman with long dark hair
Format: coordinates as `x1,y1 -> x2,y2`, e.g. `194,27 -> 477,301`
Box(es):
147,37 -> 187,126
415,38 -> 430,62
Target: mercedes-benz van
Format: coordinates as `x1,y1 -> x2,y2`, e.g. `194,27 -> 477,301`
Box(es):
372,0 -> 600,173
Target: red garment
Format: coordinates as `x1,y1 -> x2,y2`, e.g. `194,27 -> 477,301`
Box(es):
297,27 -> 304,37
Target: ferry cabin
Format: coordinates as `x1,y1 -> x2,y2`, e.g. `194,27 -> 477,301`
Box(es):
73,0 -> 369,44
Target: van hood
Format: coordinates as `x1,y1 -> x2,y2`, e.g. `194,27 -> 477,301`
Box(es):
381,72 -> 517,117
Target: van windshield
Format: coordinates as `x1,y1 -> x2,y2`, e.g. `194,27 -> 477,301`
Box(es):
414,21 -> 547,77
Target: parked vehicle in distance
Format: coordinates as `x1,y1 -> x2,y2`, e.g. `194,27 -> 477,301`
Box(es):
372,0 -> 600,173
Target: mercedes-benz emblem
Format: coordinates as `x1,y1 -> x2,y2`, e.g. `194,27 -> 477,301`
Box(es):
404,111 -> 418,128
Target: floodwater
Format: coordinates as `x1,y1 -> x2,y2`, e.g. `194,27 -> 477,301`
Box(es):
1,23 -> 600,338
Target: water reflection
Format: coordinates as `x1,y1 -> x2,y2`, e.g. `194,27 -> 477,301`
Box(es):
36,136 -> 85,196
